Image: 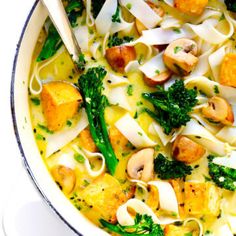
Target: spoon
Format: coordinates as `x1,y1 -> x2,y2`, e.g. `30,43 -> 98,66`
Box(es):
41,0 -> 82,64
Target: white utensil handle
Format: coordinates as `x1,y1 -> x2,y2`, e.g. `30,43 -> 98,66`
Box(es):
41,0 -> 81,62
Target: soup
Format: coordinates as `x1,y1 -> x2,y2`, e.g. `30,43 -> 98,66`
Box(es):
28,0 -> 236,235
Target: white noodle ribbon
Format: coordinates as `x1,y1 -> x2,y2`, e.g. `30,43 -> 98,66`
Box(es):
107,86 -> 131,111
72,145 -> 105,177
185,76 -> 236,104
209,45 -> 226,82
186,17 -> 234,44
46,109 -> 89,157
119,0 -> 162,29
148,181 -> 179,216
181,119 -> 227,156
29,47 -> 65,95
105,73 -> 129,86
85,0 -> 95,27
139,52 -> 168,78
115,113 -> 157,148
212,151 -> 236,170
216,126 -> 236,146
95,0 -> 117,35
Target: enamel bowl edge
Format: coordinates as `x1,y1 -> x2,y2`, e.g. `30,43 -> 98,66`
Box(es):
10,1 -> 109,235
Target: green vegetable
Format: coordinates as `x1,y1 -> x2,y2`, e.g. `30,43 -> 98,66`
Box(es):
214,85 -> 220,94
154,153 -> 193,179
37,124 -> 54,134
78,67 -> 118,175
112,6 -> 121,23
76,53 -> 86,71
91,0 -> 106,18
174,46 -> 183,54
30,97 -> 40,106
66,0 -> 84,27
127,84 -> 134,96
224,0 -> 236,12
108,33 -> 133,48
37,0 -> 84,62
74,153 -> 85,163
208,155 -> 236,191
142,80 -> 198,135
100,214 -> 164,236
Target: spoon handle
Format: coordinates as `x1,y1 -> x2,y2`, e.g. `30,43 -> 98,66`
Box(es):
41,0 -> 81,62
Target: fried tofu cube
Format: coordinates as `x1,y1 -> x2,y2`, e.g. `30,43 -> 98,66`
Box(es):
41,82 -> 82,131
109,126 -> 129,153
174,0 -> 208,15
164,225 -> 198,236
81,174 -> 127,223
220,53 -> 236,88
184,182 -> 220,216
79,128 -> 98,152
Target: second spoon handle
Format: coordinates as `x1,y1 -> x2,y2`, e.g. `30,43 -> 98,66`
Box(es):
41,0 -> 81,62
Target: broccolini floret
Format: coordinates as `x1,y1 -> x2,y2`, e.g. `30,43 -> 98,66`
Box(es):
208,155 -> 236,191
224,0 -> 236,12
154,153 -> 193,179
100,213 -> 164,236
78,66 -> 118,175
142,80 -> 198,135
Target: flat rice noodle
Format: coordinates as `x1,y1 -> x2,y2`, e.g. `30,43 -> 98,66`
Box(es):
74,25 -> 89,52
185,76 -> 236,104
106,73 -> 129,87
181,119 -> 227,156
137,27 -> 193,45
215,224 -> 233,236
95,0 -> 117,35
139,52 -> 168,78
208,45 -> 226,82
72,145 -> 105,177
216,126 -> 236,146
119,0 -> 162,29
227,215 -> 236,234
148,181 -> 179,216
115,113 -> 156,148
46,109 -> 89,157
212,151 -> 236,170
186,18 -> 234,44
107,86 -> 131,111
57,151 -> 77,170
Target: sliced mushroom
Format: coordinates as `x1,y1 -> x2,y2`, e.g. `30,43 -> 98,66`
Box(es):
105,46 -> 136,73
172,135 -> 205,164
135,1 -> 165,35
127,148 -> 154,182
143,71 -> 172,87
201,96 -> 234,125
51,165 -> 76,194
163,38 -> 198,75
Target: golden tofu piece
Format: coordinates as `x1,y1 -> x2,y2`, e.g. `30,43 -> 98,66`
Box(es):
174,0 -> 208,15
79,128 -> 98,152
81,174 -> 127,223
164,225 -> 198,236
109,126 -> 128,153
184,182 -> 220,216
41,82 -> 82,131
172,136 -> 206,164
220,53 -> 236,88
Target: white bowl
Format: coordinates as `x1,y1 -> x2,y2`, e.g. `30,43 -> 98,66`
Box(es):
11,1 -> 108,235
